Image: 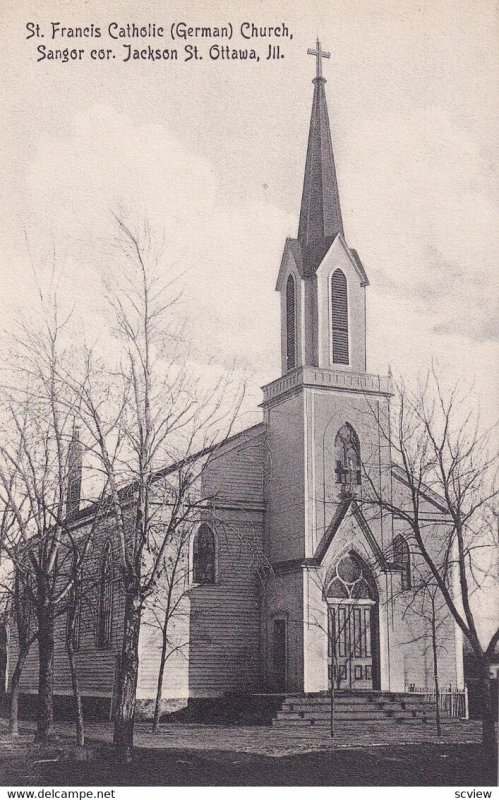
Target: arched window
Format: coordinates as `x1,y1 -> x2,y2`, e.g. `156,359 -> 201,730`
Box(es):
326,553 -> 378,666
67,555 -> 82,651
393,535 -> 411,590
286,274 -> 296,371
331,269 -> 349,364
326,552 -> 376,602
335,423 -> 361,490
192,524 -> 216,585
16,569 -> 34,637
97,541 -> 113,648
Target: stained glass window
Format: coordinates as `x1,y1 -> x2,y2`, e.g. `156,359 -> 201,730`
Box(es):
334,423 -> 361,488
393,535 -> 412,590
97,541 -> 113,648
193,524 -> 216,585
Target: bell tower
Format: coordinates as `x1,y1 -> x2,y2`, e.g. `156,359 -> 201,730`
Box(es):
261,41 -> 392,695
262,40 -> 391,567
275,40 -> 369,375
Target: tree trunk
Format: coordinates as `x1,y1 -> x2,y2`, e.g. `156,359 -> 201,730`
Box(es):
431,614 -> 441,737
113,588 -> 142,761
9,648 -> 28,737
152,628 -> 168,733
35,605 -> 55,742
67,643 -> 85,747
477,660 -> 496,755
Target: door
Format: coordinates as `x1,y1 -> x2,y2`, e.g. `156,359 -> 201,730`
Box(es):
272,618 -> 287,692
329,601 -> 374,690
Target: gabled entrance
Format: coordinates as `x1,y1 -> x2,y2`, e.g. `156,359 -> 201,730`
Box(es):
326,551 -> 380,690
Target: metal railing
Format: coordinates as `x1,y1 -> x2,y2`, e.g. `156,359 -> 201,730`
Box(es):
406,685 -> 468,719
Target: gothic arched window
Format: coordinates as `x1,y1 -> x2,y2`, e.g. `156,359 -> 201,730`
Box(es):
193,524 -> 216,585
393,535 -> 411,590
335,423 -> 361,490
326,552 -> 376,602
331,269 -> 349,365
286,274 -> 296,372
67,555 -> 82,652
16,569 -> 34,638
97,541 -> 113,648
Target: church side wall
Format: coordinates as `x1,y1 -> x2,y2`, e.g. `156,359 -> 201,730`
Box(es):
388,479 -> 461,690
137,600 -> 190,708
11,517 -> 125,701
184,429 -> 265,696
264,393 -> 306,563
187,507 -> 264,697
201,427 -> 265,505
263,569 -> 304,692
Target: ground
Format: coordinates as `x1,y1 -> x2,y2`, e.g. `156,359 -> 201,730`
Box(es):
0,720 -> 496,786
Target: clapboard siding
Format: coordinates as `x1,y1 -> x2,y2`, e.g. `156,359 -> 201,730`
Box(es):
11,517 -> 126,698
188,508 -> 264,696
201,426 -> 265,505
264,393 -> 306,563
135,505 -> 265,700
10,423 -> 267,703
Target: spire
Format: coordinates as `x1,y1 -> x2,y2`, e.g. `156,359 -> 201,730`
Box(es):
298,39 -> 344,274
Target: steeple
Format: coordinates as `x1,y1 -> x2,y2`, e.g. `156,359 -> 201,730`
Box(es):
298,40 -> 344,275
274,41 -> 369,376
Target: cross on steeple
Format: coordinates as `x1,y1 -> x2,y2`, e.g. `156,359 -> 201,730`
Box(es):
298,35 -> 344,266
307,38 -> 330,80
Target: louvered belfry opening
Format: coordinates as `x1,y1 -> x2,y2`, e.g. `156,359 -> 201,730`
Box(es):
286,274 -> 296,371
331,268 -> 349,364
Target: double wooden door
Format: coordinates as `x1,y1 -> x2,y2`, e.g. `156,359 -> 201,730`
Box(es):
328,601 -> 375,690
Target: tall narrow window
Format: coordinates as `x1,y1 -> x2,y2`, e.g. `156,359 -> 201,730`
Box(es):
393,535 -> 411,590
192,524 -> 216,585
67,556 -> 82,651
286,274 -> 296,371
331,269 -> 349,364
97,541 -> 113,648
16,570 -> 34,638
334,423 -> 361,490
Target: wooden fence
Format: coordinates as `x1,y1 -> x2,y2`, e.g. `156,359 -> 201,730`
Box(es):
406,685 -> 468,719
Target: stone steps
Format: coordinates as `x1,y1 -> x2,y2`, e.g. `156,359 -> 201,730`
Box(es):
281,700 -> 436,713
273,691 -> 459,730
275,711 -> 437,723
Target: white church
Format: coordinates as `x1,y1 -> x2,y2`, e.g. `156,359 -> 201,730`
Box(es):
14,42 -> 464,722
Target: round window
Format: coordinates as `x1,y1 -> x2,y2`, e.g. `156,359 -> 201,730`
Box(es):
337,554 -> 362,584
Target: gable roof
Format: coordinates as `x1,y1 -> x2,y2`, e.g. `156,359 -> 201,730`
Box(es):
391,464 -> 449,514
69,421 -> 266,528
275,234 -> 369,291
313,497 -> 389,571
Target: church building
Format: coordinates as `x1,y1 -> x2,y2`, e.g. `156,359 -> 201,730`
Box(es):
11,43 -> 464,717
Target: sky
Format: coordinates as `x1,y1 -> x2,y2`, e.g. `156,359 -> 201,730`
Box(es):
1,0 -> 498,427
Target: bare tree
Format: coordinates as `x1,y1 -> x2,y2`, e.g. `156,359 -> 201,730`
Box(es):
0,303 -> 97,742
0,565 -> 38,736
70,216 -> 244,760
395,562 -> 454,736
63,495 -> 107,748
361,369 -> 498,751
142,517 -> 191,733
